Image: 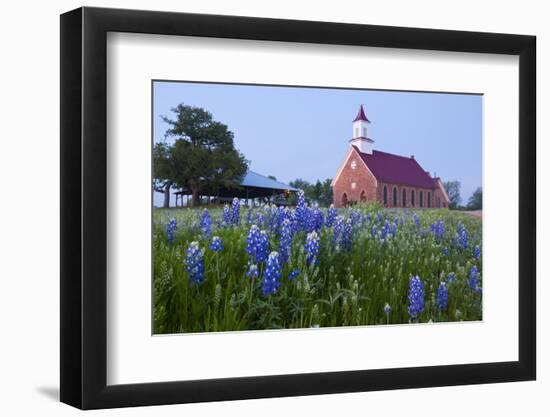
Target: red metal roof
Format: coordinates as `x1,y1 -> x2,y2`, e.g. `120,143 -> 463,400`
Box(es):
353,105 -> 370,123
353,146 -> 437,189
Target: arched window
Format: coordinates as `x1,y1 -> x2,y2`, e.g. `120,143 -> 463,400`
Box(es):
411,190 -> 415,207
383,186 -> 387,206
342,193 -> 348,207
402,189 -> 407,207
360,190 -> 366,202
419,191 -> 423,208
392,187 -> 397,207
427,192 -> 431,208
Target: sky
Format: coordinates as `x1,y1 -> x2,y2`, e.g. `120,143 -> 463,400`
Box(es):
153,81 -> 482,207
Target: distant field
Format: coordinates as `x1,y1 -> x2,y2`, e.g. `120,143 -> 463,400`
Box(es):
152,197 -> 482,334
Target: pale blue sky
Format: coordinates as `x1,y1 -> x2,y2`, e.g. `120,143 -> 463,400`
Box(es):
153,81 -> 482,207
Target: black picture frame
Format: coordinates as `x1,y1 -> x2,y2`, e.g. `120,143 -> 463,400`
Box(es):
60,6 -> 536,410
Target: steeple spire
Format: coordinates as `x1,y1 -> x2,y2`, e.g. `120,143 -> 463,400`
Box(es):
353,104 -> 370,123
350,105 -> 374,154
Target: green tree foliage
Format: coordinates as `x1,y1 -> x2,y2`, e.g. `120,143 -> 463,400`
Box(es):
289,178 -> 333,207
467,187 -> 482,210
154,104 -> 248,207
443,180 -> 462,209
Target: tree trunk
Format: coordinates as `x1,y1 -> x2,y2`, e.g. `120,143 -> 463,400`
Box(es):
163,182 -> 172,208
191,188 -> 200,207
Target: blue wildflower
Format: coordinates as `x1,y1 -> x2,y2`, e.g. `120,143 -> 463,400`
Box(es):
469,265 -> 482,293
262,251 -> 282,296
442,247 -> 449,256
289,268 -> 300,280
184,241 -> 204,284
279,218 -> 293,264
209,236 -> 224,252
311,206 -> 325,232
326,205 -> 337,227
437,282 -> 448,311
473,245 -> 481,260
246,225 -> 269,264
166,218 -> 177,244
200,209 -> 212,237
447,272 -> 456,283
413,212 -> 420,228
295,190 -> 309,232
407,275 -> 425,319
350,209 -> 362,227
222,204 -> 231,226
376,212 -> 383,223
455,223 -> 468,249
384,303 -> 392,314
430,219 -> 445,240
305,231 -> 320,265
231,197 -> 240,225
246,263 -> 259,279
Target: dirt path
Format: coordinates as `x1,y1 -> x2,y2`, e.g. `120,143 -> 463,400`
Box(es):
458,210 -> 482,218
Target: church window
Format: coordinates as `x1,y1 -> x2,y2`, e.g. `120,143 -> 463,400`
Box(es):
411,190 -> 415,207
383,186 -> 387,206
351,160 -> 357,170
419,191 -> 423,208
392,187 -> 397,206
427,192 -> 431,208
402,189 -> 407,207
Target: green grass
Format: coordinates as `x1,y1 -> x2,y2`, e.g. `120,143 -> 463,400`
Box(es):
153,204 -> 482,334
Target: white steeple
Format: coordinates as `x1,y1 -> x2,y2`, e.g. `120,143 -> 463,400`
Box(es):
349,105 -> 374,154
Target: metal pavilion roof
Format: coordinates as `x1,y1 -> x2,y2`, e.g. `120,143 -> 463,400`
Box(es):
241,171 -> 299,192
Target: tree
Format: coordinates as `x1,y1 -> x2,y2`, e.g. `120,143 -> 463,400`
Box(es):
288,178 -> 333,207
153,142 -> 175,208
467,187 -> 482,210
156,104 -> 248,207
443,180 -> 462,209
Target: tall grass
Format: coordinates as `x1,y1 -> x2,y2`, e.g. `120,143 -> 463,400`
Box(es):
153,203 -> 482,334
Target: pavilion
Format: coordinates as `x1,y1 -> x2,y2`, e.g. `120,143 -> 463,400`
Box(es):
173,170 -> 299,207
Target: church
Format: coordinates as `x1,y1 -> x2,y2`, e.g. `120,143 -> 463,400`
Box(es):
332,105 -> 450,209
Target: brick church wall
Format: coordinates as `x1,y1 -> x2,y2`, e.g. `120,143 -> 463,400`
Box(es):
333,149 -> 378,208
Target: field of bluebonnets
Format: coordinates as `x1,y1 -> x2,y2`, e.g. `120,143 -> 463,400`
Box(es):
153,192 -> 482,334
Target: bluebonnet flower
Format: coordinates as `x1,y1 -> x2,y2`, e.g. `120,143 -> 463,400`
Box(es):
376,212 -> 383,223
246,225 -> 269,264
350,209 -> 362,227
370,224 -> 378,238
246,208 -> 254,225
305,231 -> 320,265
231,197 -> 240,225
326,204 -> 337,227
413,212 -> 420,228
209,236 -> 224,252
333,215 -> 344,244
407,275 -> 425,319
437,282 -> 448,311
335,218 -> 353,252
384,303 -> 392,314
295,190 -> 308,231
430,219 -> 445,240
469,265 -> 482,293
311,206 -> 325,232
279,218 -> 293,264
473,245 -> 481,260
222,204 -> 231,226
289,268 -> 300,280
246,263 -> 259,279
380,220 -> 390,241
447,272 -> 456,283
262,251 -> 282,296
442,247 -> 449,257
455,223 -> 468,249
200,209 -> 212,237
166,218 -> 177,243
184,241 -> 204,284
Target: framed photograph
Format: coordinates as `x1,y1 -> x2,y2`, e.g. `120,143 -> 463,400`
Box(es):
60,6 -> 536,409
